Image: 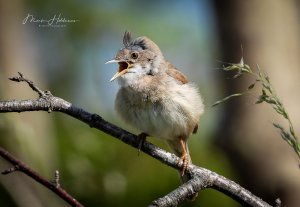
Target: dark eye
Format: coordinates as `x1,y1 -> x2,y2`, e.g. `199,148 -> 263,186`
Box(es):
131,52 -> 139,59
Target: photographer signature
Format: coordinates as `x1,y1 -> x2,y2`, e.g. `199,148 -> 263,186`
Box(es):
23,13 -> 79,27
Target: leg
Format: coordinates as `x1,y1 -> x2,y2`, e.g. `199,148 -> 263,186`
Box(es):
178,138 -> 189,176
137,132 -> 148,155
167,138 -> 191,176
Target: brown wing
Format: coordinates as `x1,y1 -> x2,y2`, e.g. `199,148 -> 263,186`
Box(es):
166,62 -> 189,84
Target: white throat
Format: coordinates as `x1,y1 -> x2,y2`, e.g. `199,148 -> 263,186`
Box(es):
117,63 -> 152,87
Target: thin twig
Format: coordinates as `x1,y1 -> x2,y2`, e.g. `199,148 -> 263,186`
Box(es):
9,72 -> 47,98
1,165 -> 20,174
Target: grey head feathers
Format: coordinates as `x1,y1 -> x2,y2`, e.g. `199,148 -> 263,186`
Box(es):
122,31 -> 163,56
123,31 -> 147,50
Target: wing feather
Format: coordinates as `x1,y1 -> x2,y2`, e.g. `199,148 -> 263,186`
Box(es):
166,62 -> 189,84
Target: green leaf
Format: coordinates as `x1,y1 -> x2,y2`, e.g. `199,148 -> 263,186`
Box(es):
233,72 -> 243,79
212,93 -> 245,107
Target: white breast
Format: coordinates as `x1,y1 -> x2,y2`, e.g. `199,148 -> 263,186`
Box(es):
115,81 -> 204,140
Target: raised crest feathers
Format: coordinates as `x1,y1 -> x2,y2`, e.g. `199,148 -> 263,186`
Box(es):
123,31 -> 146,50
122,31 -> 162,56
123,31 -> 132,48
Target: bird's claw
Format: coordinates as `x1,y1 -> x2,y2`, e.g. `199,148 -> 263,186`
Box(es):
178,153 -> 189,176
137,133 -> 148,156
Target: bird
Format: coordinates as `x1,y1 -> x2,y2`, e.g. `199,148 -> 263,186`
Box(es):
106,31 -> 204,187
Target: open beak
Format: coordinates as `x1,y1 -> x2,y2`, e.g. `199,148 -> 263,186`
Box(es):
105,59 -> 119,64
106,59 -> 130,82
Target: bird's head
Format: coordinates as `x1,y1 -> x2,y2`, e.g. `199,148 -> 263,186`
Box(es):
106,31 -> 164,83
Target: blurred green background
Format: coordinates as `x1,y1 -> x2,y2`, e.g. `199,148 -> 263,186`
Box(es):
1,0 -> 300,207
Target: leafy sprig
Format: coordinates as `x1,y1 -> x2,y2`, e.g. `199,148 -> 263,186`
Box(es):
213,58 -> 300,160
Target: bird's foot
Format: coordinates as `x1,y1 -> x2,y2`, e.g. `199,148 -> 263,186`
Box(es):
177,138 -> 189,176
137,132 -> 148,156
178,152 -> 189,176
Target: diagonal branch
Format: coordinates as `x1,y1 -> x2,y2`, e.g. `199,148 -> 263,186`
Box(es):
0,73 -> 276,207
0,147 -> 84,207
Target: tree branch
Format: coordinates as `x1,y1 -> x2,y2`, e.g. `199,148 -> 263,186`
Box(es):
150,167 -> 273,207
0,147 -> 84,207
0,73 -> 277,207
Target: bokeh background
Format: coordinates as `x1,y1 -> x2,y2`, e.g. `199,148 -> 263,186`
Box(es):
0,0 -> 300,206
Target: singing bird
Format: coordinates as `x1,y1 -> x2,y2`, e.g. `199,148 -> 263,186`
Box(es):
106,31 -> 204,186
